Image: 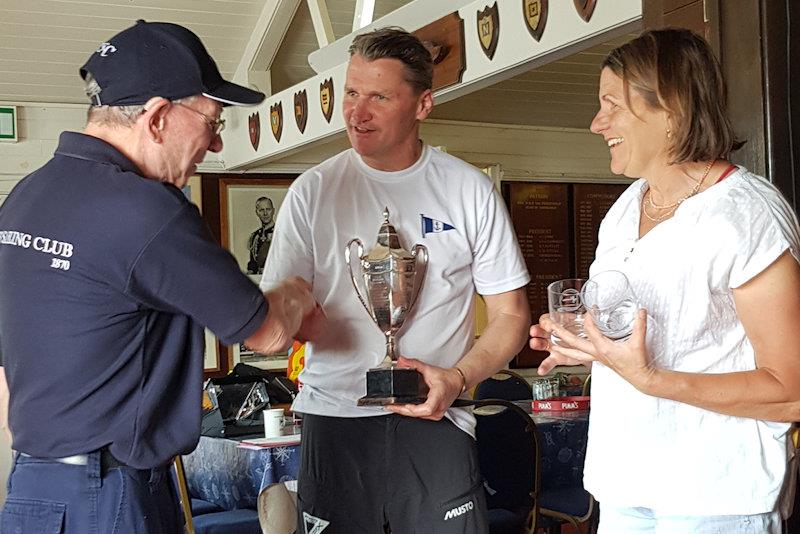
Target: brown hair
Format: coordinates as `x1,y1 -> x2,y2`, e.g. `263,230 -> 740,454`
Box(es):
348,27 -> 433,93
602,28 -> 743,163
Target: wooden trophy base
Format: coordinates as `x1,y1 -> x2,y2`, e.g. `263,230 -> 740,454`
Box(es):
357,366 -> 429,406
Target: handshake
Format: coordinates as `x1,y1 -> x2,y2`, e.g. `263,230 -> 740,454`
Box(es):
243,276 -> 327,354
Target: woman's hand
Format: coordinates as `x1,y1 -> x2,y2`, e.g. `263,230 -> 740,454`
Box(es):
543,309 -> 657,392
530,316 -> 595,375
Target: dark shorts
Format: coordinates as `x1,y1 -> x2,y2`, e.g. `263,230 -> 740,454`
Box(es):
296,413 -> 488,534
0,450 -> 181,534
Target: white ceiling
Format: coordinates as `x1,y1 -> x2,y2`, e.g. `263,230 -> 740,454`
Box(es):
0,0 -> 632,130
0,0 -> 268,104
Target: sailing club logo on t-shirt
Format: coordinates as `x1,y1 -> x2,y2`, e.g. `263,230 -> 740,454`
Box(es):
0,229 -> 74,270
420,214 -> 455,238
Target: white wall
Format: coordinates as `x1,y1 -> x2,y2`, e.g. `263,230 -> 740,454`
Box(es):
0,103 -> 87,206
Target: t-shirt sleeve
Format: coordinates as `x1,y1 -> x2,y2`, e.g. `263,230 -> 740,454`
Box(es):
472,186 -> 530,295
259,187 -> 315,291
720,193 -> 800,289
126,204 -> 267,345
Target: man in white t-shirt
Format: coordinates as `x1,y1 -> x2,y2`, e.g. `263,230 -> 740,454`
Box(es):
260,28 -> 530,533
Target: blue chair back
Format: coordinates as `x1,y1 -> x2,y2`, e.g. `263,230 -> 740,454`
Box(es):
474,400 -> 540,533
475,370 -> 532,401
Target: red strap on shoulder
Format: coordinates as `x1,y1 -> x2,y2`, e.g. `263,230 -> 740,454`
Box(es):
715,164 -> 737,184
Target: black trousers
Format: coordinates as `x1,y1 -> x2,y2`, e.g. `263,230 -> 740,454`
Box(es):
296,413 -> 488,534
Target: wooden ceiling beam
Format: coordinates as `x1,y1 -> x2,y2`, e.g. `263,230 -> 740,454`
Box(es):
352,0 -> 375,32
233,0 -> 302,94
306,0 -> 335,48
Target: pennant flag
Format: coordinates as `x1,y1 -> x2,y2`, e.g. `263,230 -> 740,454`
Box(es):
421,214 -> 455,237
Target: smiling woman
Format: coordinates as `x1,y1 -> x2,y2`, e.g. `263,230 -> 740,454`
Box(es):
530,27 -> 800,534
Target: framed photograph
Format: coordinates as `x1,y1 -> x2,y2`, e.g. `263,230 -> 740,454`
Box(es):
203,328 -> 222,372
182,175 -> 204,214
219,178 -> 292,276
232,342 -> 290,372
219,177 -> 294,372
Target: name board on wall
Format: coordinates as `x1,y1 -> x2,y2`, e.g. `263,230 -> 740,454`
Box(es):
504,181 -> 626,367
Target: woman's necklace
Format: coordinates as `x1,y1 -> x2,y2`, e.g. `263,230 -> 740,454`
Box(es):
641,160 -> 714,222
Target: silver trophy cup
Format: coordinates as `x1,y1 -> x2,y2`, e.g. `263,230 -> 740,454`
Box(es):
345,208 -> 429,406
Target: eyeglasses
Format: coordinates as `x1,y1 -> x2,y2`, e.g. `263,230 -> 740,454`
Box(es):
174,102 -> 225,136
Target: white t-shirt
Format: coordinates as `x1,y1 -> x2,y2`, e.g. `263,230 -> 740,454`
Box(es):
585,166 -> 799,515
260,145 -> 529,436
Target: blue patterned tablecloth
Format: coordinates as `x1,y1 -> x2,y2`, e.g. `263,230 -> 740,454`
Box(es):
183,436 -> 300,510
183,410 -> 588,511
531,411 -> 590,490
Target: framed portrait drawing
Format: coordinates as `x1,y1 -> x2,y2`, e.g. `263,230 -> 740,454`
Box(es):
181,175 -> 203,213
219,178 -> 292,276
203,328 -> 222,373
219,177 -> 294,372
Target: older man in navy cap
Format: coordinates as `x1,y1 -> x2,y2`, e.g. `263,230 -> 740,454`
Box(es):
0,20 -> 322,533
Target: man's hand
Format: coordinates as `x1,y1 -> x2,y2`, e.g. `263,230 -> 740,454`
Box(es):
244,276 -> 322,354
295,303 -> 327,343
386,356 -> 465,421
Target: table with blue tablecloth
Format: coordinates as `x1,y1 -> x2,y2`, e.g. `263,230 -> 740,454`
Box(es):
183,409 -> 589,511
183,436 -> 300,510
532,410 -> 590,490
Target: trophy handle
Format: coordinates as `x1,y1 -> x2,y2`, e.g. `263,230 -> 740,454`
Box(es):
345,238 -> 372,317
408,244 -> 428,312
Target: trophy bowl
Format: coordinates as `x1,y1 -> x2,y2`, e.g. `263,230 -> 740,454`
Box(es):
346,208 -> 429,406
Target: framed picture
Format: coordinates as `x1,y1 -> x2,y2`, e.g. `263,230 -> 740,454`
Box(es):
219,178 -> 292,276
219,177 -> 294,372
182,175 -> 204,214
203,328 -> 222,372
232,342 -> 290,372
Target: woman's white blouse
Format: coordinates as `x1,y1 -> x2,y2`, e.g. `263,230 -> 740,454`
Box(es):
584,166 -> 800,515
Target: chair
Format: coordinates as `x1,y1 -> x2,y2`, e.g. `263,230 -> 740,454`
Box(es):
173,456 -> 262,534
539,491 -> 597,534
581,374 -> 592,396
474,370 -> 532,401
471,399 -> 547,534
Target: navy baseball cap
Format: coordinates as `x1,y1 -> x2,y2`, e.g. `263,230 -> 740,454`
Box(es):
80,20 -> 265,107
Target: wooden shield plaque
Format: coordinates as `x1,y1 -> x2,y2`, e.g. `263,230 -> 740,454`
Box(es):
294,89 -> 308,134
477,3 -> 500,60
269,102 -> 283,142
248,112 -> 260,151
573,0 -> 597,22
320,78 -> 334,123
523,0 -> 548,41
412,12 -> 466,92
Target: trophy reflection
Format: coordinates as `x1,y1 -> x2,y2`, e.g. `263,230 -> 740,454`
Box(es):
346,208 -> 429,406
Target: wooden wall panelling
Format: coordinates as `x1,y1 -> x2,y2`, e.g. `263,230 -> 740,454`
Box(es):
572,183 -> 627,278
759,0 -> 799,210
504,181 -> 626,368
505,182 -> 571,368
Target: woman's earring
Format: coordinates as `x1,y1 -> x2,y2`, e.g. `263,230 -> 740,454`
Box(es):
666,128 -> 672,140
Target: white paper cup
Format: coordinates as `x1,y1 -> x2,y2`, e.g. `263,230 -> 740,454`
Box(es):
263,408 -> 285,438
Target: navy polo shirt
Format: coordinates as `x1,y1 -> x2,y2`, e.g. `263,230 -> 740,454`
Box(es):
0,132 -> 267,468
